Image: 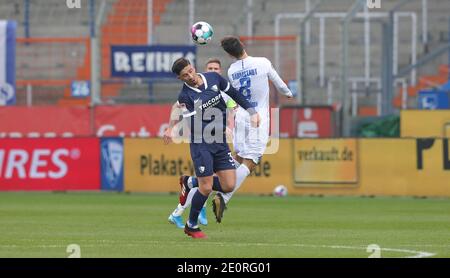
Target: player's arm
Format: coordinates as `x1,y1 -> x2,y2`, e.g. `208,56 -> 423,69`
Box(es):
267,59 -> 293,98
169,102 -> 183,127
225,106 -> 236,143
163,93 -> 193,144
221,93 -> 237,142
221,92 -> 237,129
163,102 -> 183,144
227,105 -> 236,129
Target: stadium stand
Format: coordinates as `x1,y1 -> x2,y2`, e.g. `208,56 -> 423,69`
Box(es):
0,0 -> 448,110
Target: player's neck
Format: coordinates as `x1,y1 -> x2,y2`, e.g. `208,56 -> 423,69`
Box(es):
237,52 -> 248,60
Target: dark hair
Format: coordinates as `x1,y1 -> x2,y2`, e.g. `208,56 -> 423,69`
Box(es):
220,36 -> 244,58
205,58 -> 221,67
172,58 -> 191,75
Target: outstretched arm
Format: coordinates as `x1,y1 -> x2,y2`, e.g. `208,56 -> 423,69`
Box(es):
163,102 -> 184,145
267,60 -> 293,98
221,81 -> 255,112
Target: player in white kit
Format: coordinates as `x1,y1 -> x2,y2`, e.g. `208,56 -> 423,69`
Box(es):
210,36 -> 293,221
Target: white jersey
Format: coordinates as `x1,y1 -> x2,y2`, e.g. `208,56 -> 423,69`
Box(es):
228,56 -> 292,162
227,56 -> 292,119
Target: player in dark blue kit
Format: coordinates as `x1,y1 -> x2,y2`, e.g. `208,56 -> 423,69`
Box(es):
164,58 -> 260,238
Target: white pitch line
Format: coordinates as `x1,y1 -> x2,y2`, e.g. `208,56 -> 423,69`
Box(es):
377,247 -> 435,258
181,242 -> 436,258
0,241 -> 436,258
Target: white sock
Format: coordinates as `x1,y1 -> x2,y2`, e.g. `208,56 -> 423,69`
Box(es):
172,187 -> 198,216
182,187 -> 198,210
171,203 -> 185,217
184,187 -> 211,209
222,164 -> 250,204
173,186 -> 209,216
187,176 -> 195,189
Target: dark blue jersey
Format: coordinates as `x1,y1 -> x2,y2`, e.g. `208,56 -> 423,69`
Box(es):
177,72 -> 255,145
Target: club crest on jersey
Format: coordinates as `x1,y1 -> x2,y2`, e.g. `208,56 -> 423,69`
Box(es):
211,85 -> 218,92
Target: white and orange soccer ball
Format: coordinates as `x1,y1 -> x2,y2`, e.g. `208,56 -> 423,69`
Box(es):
190,21 -> 214,45
273,185 -> 288,197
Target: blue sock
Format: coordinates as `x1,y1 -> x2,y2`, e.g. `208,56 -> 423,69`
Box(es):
212,176 -> 224,192
190,176 -> 222,192
191,177 -> 198,188
188,190 -> 208,227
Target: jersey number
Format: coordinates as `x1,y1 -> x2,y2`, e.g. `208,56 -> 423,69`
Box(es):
239,77 -> 252,101
239,77 -> 258,106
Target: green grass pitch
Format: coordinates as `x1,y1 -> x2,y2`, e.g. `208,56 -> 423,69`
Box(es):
0,192 -> 449,258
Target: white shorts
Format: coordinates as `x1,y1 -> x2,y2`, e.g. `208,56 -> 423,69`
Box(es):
232,110 -> 269,164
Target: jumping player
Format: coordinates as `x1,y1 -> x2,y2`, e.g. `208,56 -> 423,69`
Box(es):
167,58 -> 237,229
164,57 -> 259,238
174,36 -> 293,224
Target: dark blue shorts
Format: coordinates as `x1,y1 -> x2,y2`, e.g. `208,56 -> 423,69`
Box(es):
190,143 -> 236,177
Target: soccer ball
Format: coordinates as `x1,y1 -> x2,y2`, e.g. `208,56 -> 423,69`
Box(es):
273,185 -> 288,197
191,21 -> 214,45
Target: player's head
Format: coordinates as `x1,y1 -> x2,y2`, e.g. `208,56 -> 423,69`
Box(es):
205,58 -> 222,74
220,36 -> 246,59
172,58 -> 199,86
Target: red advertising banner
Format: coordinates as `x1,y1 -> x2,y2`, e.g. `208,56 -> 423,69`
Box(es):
279,106 -> 333,138
95,104 -> 171,137
0,106 -> 91,138
0,138 -> 100,191
1,104 -> 325,139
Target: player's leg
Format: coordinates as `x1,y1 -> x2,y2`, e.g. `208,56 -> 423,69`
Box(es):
188,176 -> 212,227
211,156 -> 254,223
179,173 -> 233,193
212,118 -> 269,222
219,110 -> 255,202
212,145 -> 237,193
184,148 -> 214,238
179,187 -> 209,225
198,197 -> 208,225
168,175 -> 194,228
168,176 -> 207,227
174,173 -> 237,225
178,175 -> 195,207
184,175 -> 212,238
168,187 -> 197,229
221,116 -> 269,204
210,146 -> 238,222
214,169 -> 236,192
220,155 -> 256,203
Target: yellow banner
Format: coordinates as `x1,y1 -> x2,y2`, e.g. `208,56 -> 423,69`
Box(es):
122,138 -> 450,197
124,139 -> 193,192
123,138 -> 293,194
237,139 -> 293,194
358,138 -> 450,196
401,110 -> 450,138
293,139 -> 358,185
